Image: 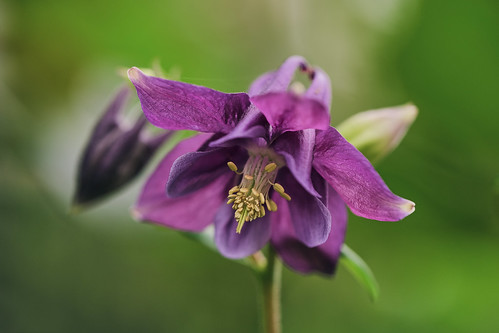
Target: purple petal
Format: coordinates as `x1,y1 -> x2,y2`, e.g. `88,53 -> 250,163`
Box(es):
209,105 -> 268,148
323,185 -> 348,270
128,67 -> 250,133
270,187 -> 347,275
278,168 -> 331,247
271,187 -> 347,275
166,146 -> 246,198
250,92 -> 330,132
135,136 -> 209,207
92,86 -> 130,141
272,130 -> 319,197
305,67 -> 332,110
135,176 -> 231,232
271,198 -> 330,274
248,55 -> 307,96
133,134 -> 229,231
313,127 -> 415,221
97,115 -> 148,171
214,204 -> 271,259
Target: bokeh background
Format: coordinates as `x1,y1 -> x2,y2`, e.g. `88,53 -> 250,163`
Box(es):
1,0 -> 498,332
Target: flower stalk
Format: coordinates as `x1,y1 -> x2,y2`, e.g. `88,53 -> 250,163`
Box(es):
259,248 -> 282,333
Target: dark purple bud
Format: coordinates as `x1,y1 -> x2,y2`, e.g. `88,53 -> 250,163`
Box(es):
72,86 -> 173,209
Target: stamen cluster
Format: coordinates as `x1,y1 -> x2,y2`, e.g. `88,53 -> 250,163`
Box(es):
227,179 -> 268,233
226,151 -> 291,234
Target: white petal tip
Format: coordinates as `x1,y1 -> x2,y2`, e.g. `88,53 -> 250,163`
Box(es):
402,200 -> 416,215
127,67 -> 144,82
401,104 -> 419,123
130,207 -> 144,221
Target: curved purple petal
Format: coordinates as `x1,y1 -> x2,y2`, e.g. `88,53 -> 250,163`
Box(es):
305,67 -> 332,110
278,168 -> 331,247
313,127 -> 415,221
166,146 -> 246,198
209,105 -> 268,148
323,185 -> 348,271
214,204 -> 271,259
128,67 -> 250,133
272,130 -> 319,197
133,134 -> 229,232
250,92 -> 330,132
270,187 -> 346,275
248,55 -> 307,96
92,86 -> 130,141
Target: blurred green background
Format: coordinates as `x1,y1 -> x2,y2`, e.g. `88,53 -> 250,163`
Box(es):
1,0 -> 498,332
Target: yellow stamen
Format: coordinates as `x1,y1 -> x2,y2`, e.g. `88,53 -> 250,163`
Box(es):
229,186 -> 239,194
226,150 -> 289,233
267,199 -> 278,211
227,161 -> 238,172
273,183 -> 285,194
280,192 -> 291,201
264,163 -> 277,173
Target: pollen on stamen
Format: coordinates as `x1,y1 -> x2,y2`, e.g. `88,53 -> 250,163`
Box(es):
266,199 -> 278,212
227,150 -> 288,234
227,161 -> 238,172
272,182 -> 291,201
228,186 -> 239,194
264,163 -> 277,173
273,183 -> 285,194
280,192 -> 291,201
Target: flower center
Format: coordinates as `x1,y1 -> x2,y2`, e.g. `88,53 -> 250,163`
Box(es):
226,150 -> 291,234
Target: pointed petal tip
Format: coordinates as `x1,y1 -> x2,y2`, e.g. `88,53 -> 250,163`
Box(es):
401,103 -> 419,123
402,199 -> 416,215
130,207 -> 154,225
127,67 -> 145,83
390,199 -> 415,221
130,207 -> 156,225
130,206 -> 145,221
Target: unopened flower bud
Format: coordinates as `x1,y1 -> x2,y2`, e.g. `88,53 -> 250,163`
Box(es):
72,86 -> 172,210
337,103 -> 418,163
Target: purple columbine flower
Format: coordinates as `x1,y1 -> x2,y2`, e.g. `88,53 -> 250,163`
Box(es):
128,56 -> 415,275
73,86 -> 172,208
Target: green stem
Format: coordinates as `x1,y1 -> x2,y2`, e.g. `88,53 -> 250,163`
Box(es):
260,247 -> 282,333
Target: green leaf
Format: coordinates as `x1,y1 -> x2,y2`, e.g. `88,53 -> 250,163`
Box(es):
340,244 -> 380,301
